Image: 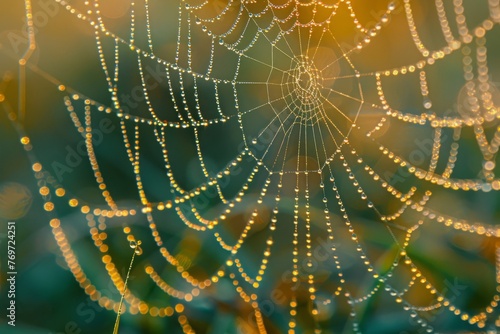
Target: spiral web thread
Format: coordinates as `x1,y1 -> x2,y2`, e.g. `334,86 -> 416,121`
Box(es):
3,0 -> 500,332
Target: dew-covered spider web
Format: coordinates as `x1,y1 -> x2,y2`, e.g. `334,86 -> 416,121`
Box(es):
2,0 -> 500,332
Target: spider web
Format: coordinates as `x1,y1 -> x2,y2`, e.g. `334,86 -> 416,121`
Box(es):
2,0 -> 500,332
